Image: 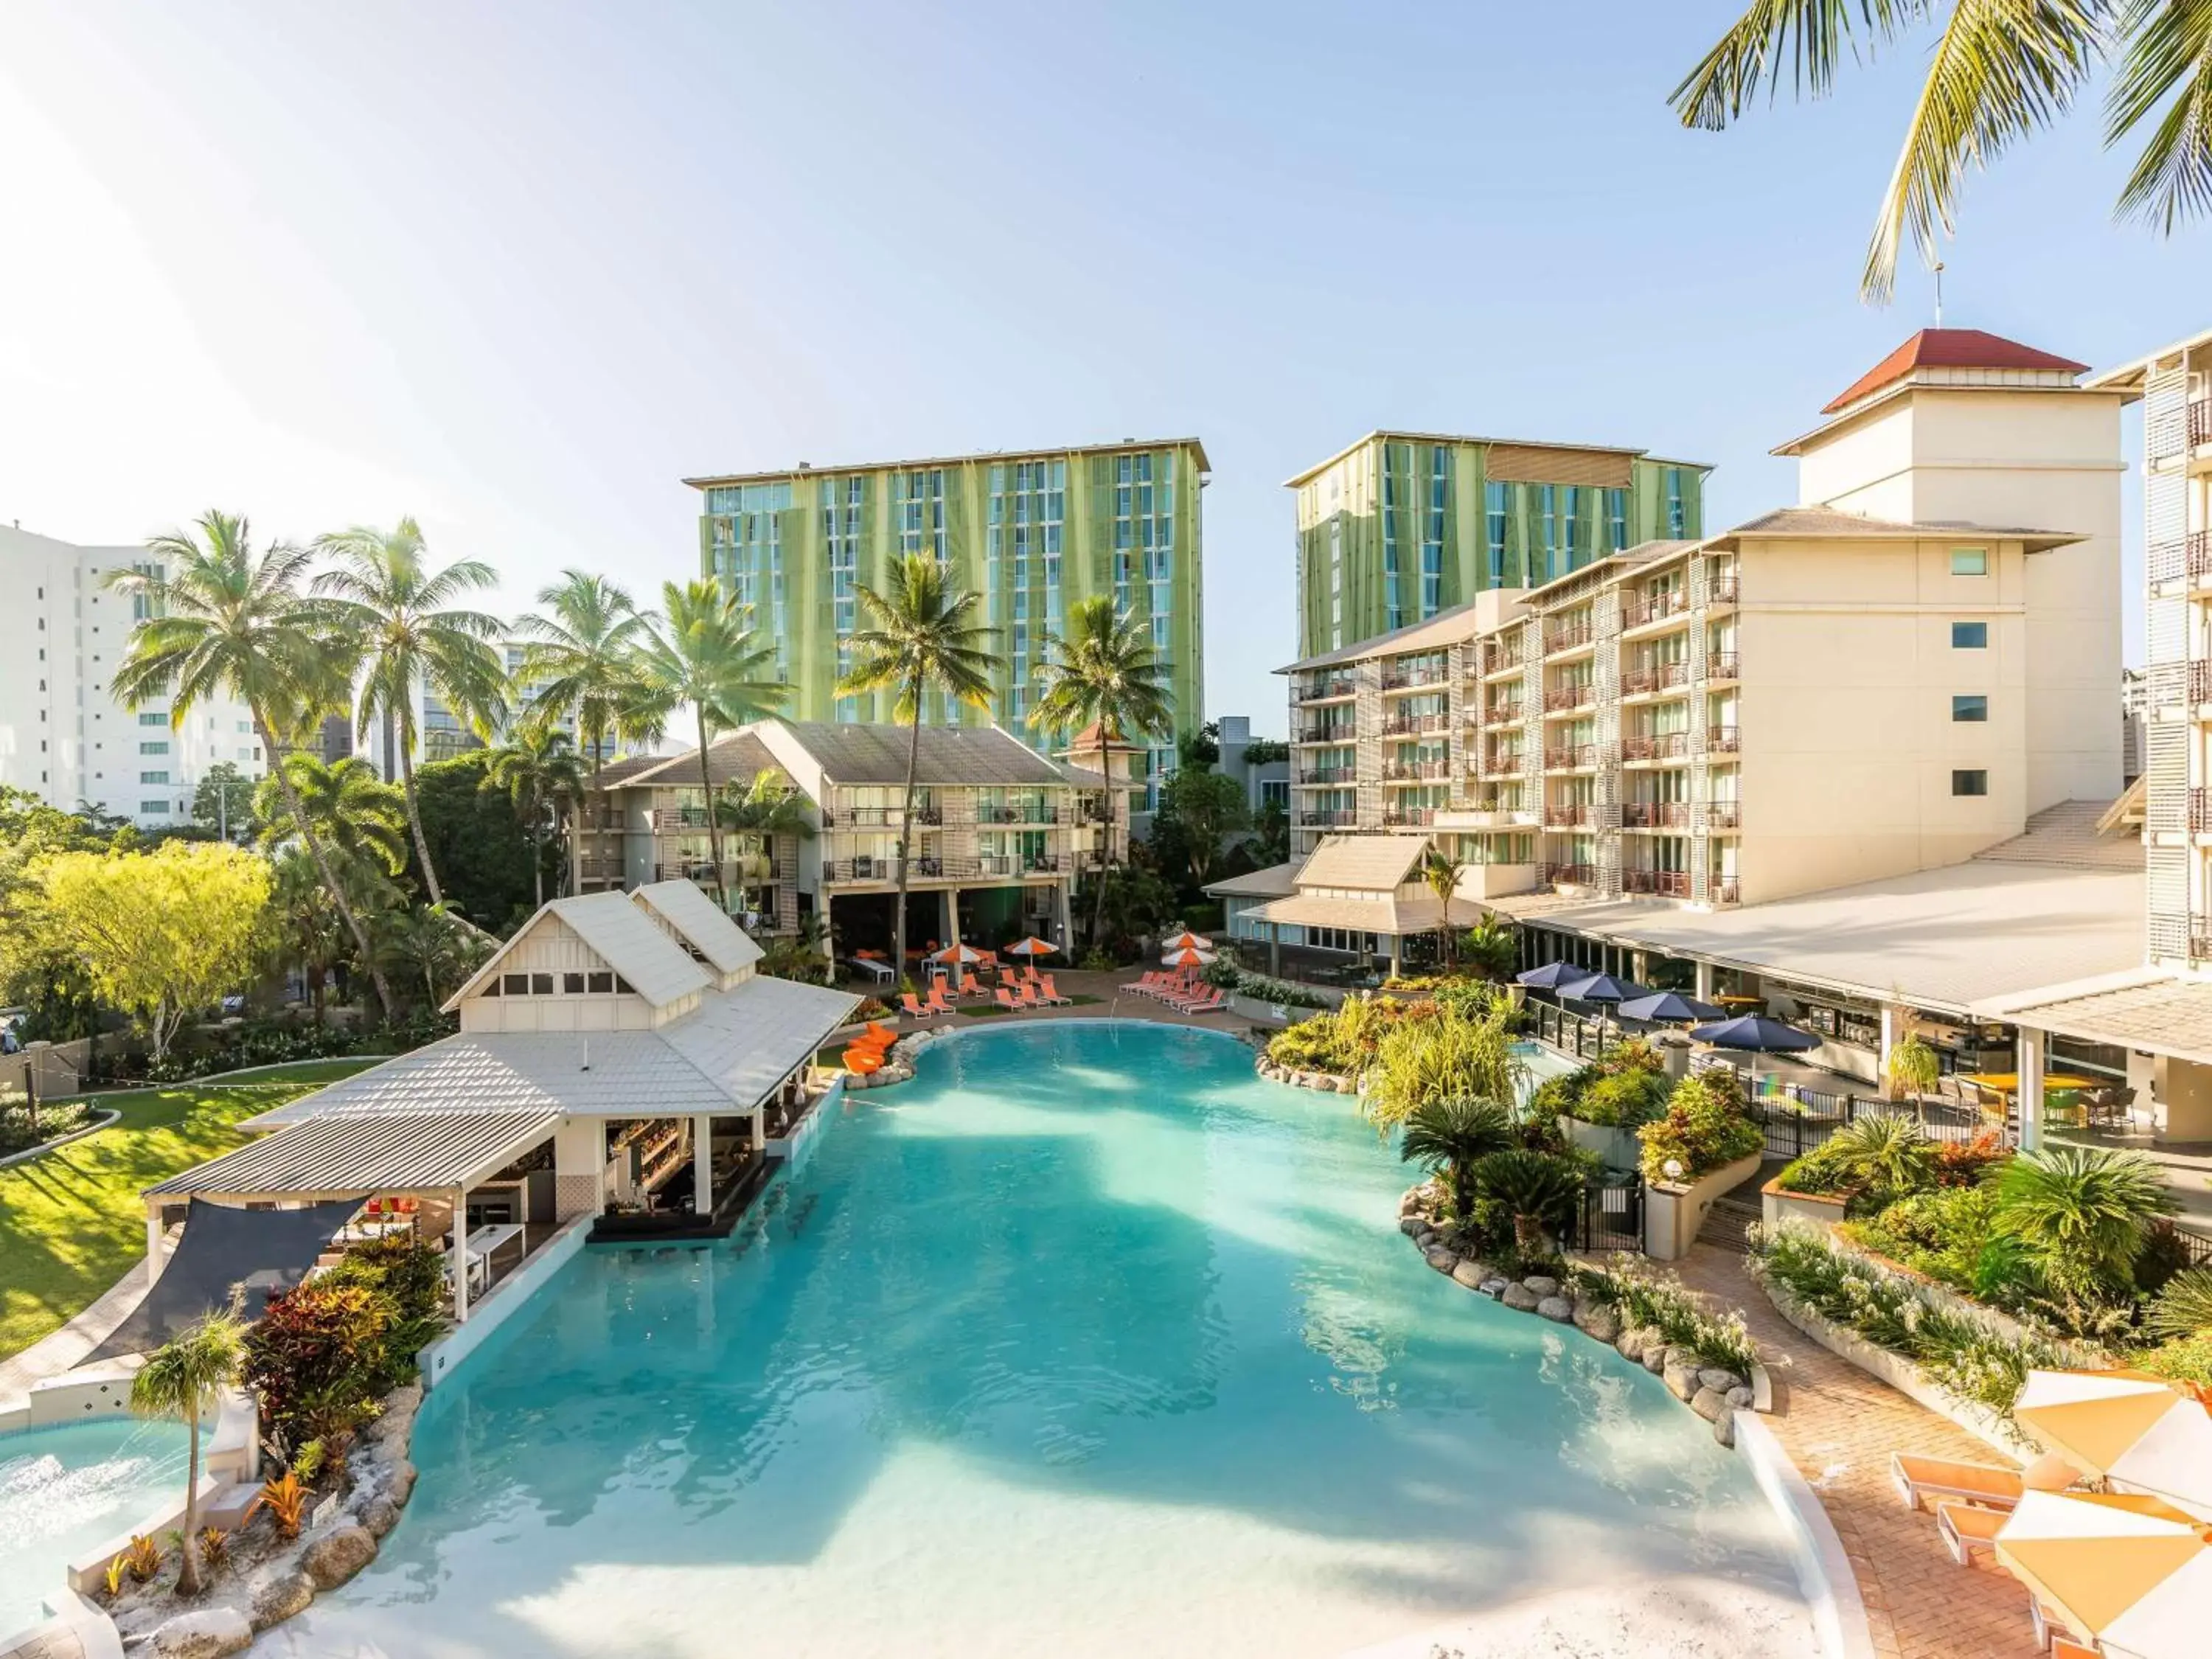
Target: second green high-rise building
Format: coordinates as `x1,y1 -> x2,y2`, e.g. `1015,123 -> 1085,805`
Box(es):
686,439 -> 1207,785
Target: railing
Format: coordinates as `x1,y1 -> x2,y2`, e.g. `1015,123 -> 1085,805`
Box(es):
2194,916 -> 2212,959
2194,661 -> 2212,707
1380,664 -> 1449,691
1708,652 -> 1741,680
1714,876 -> 1741,905
1622,731 -> 1690,761
1622,801 -> 1690,829
1296,673 -> 1357,701
1708,573 -> 1739,605
824,805 -> 942,827
827,855 -> 981,883
1620,590 -> 1689,630
1543,803 -> 1593,828
1543,618 -> 1593,654
1742,1093 -> 2000,1161
2195,789 -> 2212,835
1620,660 -> 1691,696
1296,724 -> 1354,745
1543,743 -> 1598,770
662,805 -> 710,830
1382,759 -> 1450,781
975,806 -> 1067,825
1480,699 -> 1524,726
1483,640 -> 1526,673
1540,862 -> 1596,886
1705,800 -> 1742,830
1482,749 -> 1525,774
2194,397 -> 2212,448
1382,807 -> 1435,827
1707,725 -> 1741,754
1298,765 -> 1354,785
1622,869 -> 1690,897
1299,809 -> 1356,828
1543,684 -> 1595,712
1381,712 -> 1449,736
978,854 -> 1067,877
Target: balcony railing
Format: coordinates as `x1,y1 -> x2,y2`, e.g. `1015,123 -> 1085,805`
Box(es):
974,805 -> 1067,825
1543,684 -> 1596,713
1543,743 -> 1599,770
978,853 -> 1068,877
1708,724 -> 1741,754
1298,765 -> 1354,785
1480,698 -> 1524,726
1296,673 -> 1357,702
1298,809 -> 1356,828
1540,862 -> 1597,887
1382,807 -> 1436,827
1714,876 -> 1742,906
824,805 -> 943,828
1622,801 -> 1691,829
1620,590 -> 1689,630
1483,640 -> 1526,674
1707,574 -> 1740,605
1708,652 -> 1741,681
1382,759 -> 1450,781
1620,660 -> 1691,696
827,855 -> 979,883
2194,661 -> 2212,707
1622,731 -> 1691,762
1482,749 -> 1526,775
1380,664 -> 1449,691
1543,803 -> 1594,828
1295,724 -> 1354,745
2194,397 -> 2212,448
1380,712 -> 1449,736
1622,870 -> 1691,897
1543,618 -> 1593,654
1705,800 -> 1742,830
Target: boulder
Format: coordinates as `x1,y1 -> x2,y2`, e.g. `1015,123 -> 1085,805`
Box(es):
1521,1275 -> 1561,1300
1726,1385 -> 1756,1411
1450,1261 -> 1487,1290
1500,1282 -> 1541,1312
1641,1342 -> 1668,1375
358,1495 -> 402,1538
248,1568 -> 316,1631
1397,1216 -> 1427,1238
386,1458 -> 417,1506
145,1607 -> 254,1659
1572,1301 -> 1621,1343
1662,1357 -> 1700,1402
1711,1408 -> 1736,1448
1688,1385 -> 1730,1424
302,1523 -> 378,1590
1478,1276 -> 1510,1298
1398,1189 -> 1424,1219
1424,1248 -> 1460,1273
1536,1296 -> 1574,1324
1697,1368 -> 1747,1396
1413,1227 -> 1436,1248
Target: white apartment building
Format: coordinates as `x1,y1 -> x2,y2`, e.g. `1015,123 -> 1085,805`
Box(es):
0,524 -> 265,829
1271,330 -> 2124,917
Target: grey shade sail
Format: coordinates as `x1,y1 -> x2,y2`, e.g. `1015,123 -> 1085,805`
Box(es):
86,1197 -> 365,1363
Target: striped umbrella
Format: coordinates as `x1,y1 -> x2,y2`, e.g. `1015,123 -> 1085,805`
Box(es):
1162,946 -> 1216,968
1004,936 -> 1060,956
1163,929 -> 1209,953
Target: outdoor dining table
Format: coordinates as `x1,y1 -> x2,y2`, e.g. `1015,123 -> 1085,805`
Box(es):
1955,1071 -> 2104,1128
456,1222 -> 524,1294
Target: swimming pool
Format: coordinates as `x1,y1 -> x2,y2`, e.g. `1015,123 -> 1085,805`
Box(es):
0,1416 -> 193,1636
263,1022 -> 1808,1658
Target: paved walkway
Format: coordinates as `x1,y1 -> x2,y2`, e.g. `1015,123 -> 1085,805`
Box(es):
0,1257 -> 150,1413
1673,1248 -> 2041,1659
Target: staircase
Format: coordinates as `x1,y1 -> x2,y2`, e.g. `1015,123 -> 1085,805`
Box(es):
1698,1194 -> 1761,1254
1972,798 -> 2143,872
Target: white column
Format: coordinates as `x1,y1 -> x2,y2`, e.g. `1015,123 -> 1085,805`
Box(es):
942,888 -> 959,947
1694,960 -> 1716,1002
692,1115 -> 713,1214
145,1201 -> 167,1283
2017,1026 -> 2046,1152
452,1186 -> 471,1323
1631,950 -> 1650,984
1879,1004 -> 1908,1099
1055,881 -> 1073,946
750,1106 -> 765,1154
819,894 -> 837,965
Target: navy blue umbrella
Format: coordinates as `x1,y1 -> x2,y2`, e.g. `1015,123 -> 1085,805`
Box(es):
1516,961 -> 1591,990
1687,1014 -> 1820,1052
1557,973 -> 1645,1005
1617,990 -> 1728,1023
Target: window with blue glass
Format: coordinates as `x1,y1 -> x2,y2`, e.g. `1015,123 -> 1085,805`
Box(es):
1562,486 -> 1582,571
1606,487 -> 1628,551
1665,468 -> 1686,538
1537,484 -> 1559,583
1952,621 -> 1989,649
1485,481 -> 1509,588
1952,695 -> 1989,722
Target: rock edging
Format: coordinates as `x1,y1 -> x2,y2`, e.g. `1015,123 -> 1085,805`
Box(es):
1396,1183 -> 1756,1448
1252,1054 -> 1359,1094
111,1380 -> 425,1658
842,1027 -> 946,1089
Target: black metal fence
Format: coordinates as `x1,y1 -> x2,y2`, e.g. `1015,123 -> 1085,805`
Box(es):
1740,1090 -> 1999,1160
1569,1178 -> 1645,1254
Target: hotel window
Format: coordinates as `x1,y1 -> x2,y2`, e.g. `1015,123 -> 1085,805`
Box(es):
1537,484 -> 1559,582
1952,769 -> 1989,797
140,769 -> 169,784
1421,446 -> 1447,616
1381,443 -> 1404,630
1260,779 -> 1290,810
1952,695 -> 1989,722
1665,468 -> 1686,537
139,711 -> 170,727
1951,621 -> 1989,649
139,800 -> 168,815
1950,548 -> 1989,577
139,740 -> 168,755
1329,519 -> 1343,645
1485,481 -> 1509,586
1605,487 -> 1628,551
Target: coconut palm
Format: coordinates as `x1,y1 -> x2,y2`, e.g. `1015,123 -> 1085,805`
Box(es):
254,754 -> 408,880
268,849 -> 343,1022
372,902 -> 488,1010
630,579 -> 789,911
131,1308 -> 246,1596
1994,1144 -> 2178,1295
103,512 -> 397,1020
481,727 -> 586,910
1027,594 -> 1172,952
716,767 -> 817,922
1885,1031 -> 1944,1102
835,554 -> 999,978
1472,1148 -> 1587,1260
312,519 -> 507,908
1461,914 -> 1518,981
1418,846 -> 1467,970
1399,1096 -> 1517,1221
512,571 -> 656,888
1670,2 -> 2212,302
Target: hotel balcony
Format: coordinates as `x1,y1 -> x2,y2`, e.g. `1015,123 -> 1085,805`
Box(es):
1475,698 -> 1524,726
1299,808 -> 1357,829
1707,573 -> 1740,608
1380,664 -> 1449,692
1708,651 -> 1741,683
1479,749 -> 1526,779
1435,806 -> 1537,830
1621,801 -> 1690,830
1295,672 -> 1358,703
1621,869 -> 1690,898
823,804 -> 944,828
1382,807 -> 1436,827
1543,683 -> 1596,714
2197,398 -> 2212,449
1543,618 -> 1593,657
1708,724 -> 1742,755
1619,661 -> 1691,699
2153,398 -> 2212,461
1714,875 -> 1742,906
824,854 -> 1065,886
1481,639 -> 1526,676
1706,800 -> 1742,830
1543,742 -> 1599,772
1619,591 -> 1690,634
970,804 -> 1074,826
1621,732 -> 1691,764
1543,802 -> 1596,829
1380,711 -> 1449,737
1540,861 -> 1597,888
1382,758 -> 1450,782
1298,765 -> 1354,786
1295,723 -> 1355,745
2166,531 -> 2212,589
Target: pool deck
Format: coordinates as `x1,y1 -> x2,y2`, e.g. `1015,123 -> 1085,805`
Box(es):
1672,1247 -> 2042,1659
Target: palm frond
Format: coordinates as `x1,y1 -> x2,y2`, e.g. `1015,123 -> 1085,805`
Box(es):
1671,0 -> 1935,130
2110,0 -> 2212,228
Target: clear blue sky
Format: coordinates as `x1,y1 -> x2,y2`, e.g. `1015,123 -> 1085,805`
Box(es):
1,1 -> 2204,734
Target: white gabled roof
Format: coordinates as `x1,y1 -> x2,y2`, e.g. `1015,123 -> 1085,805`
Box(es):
658,976 -> 862,1104
442,891 -> 714,1013
632,880 -> 765,975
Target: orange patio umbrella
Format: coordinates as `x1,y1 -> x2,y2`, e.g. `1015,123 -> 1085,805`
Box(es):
1996,1489 -> 2209,1649
1162,929 -> 1208,953
1161,945 -> 1215,967
1004,936 -> 1060,956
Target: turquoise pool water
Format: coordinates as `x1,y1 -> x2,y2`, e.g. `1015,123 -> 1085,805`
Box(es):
266,1022 -> 1805,1659
0,1416 -> 193,1636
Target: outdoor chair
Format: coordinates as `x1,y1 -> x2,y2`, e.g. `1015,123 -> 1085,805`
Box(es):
925,986 -> 955,1016
995,987 -> 1020,1012
900,992 -> 935,1020
959,973 -> 983,998
1934,1499 -> 2006,1566
1891,1453 -> 2030,1513
1038,975 -> 1069,1005
1015,983 -> 1043,1009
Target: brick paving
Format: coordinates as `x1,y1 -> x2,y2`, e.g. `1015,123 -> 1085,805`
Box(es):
1673,1247 -> 2042,1659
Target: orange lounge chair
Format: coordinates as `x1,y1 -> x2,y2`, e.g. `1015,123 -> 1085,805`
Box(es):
1891,1453 -> 2028,1514
1015,982 -> 1043,1009
995,987 -> 1020,1012
901,992 -> 936,1020
1038,975 -> 1069,1005
2049,1639 -> 2097,1659
925,987 -> 955,1015
1935,1500 -> 2006,1566
960,973 -> 983,998
866,1020 -> 897,1042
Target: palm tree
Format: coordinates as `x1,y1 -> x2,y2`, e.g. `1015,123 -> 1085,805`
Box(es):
104,512 -> 397,1020
1399,1096 -> 1517,1222
1461,914 -> 1518,981
482,728 -> 585,910
313,519 -> 508,909
131,1308 -> 246,1596
1028,594 -> 1172,952
1418,845 -> 1467,970
835,554 -> 999,978
373,903 -> 486,1011
1472,1148 -> 1587,1260
512,571 -> 656,888
1669,3 -> 2212,302
254,754 -> 409,880
1826,1111 -> 1936,1203
1994,1144 -> 2177,1295
715,766 -> 817,922
632,579 -> 789,911
268,850 -> 342,1023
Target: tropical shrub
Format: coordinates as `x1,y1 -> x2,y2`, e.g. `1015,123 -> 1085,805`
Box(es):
1573,1256 -> 1759,1376
1638,1069 -> 1759,1183
1397,1096 -> 1515,1221
1884,1032 -> 1941,1099
321,1235 -> 446,1385
2138,1334 -> 2212,1389
1574,1067 -> 1672,1129
1459,915 -> 1518,980
1823,1112 -> 1938,1208
1363,998 -> 1522,1130
243,1281 -> 392,1453
1840,1186 -> 2000,1292
1773,1138 -> 1858,1196
1200,960 -> 1329,1009
1992,1146 -> 2177,1299
1933,1130 -> 2011,1188
1470,1148 -> 1585,1257
247,1470 -> 309,1540
2147,1266 -> 2212,1341
1265,992 -> 1408,1077
2135,1220 -> 2196,1298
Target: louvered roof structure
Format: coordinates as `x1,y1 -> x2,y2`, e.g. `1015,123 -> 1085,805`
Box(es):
147,1110 -> 564,1198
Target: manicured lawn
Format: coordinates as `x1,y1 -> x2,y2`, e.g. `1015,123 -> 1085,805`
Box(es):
0,1060 -> 375,1362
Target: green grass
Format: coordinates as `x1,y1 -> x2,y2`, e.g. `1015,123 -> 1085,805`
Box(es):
0,1060 -> 375,1362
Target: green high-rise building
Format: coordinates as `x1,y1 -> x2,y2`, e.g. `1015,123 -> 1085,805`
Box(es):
686,439 -> 1208,782
1287,432 -> 1711,658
